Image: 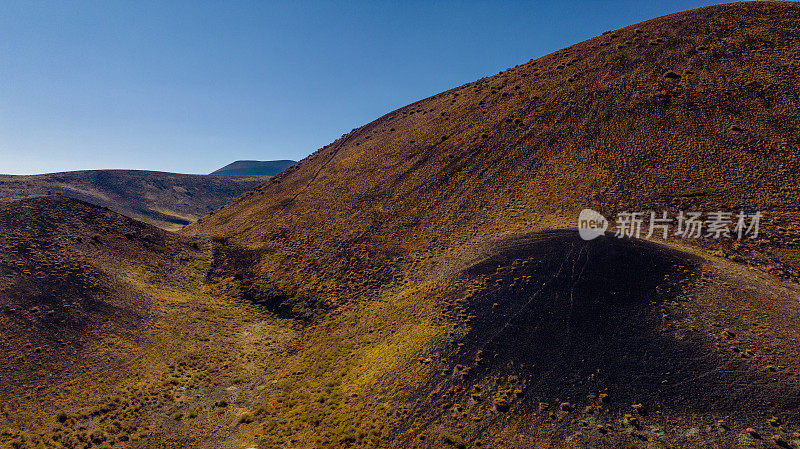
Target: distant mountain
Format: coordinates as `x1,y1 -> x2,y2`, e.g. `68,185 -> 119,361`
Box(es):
0,170 -> 267,230
210,160 -> 296,176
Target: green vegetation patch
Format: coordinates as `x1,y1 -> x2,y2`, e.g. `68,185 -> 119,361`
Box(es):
441,431 -> 467,448
774,247 -> 800,269
254,281 -> 448,447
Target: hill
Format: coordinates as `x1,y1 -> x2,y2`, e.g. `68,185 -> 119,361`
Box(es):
183,2 -> 800,447
2,2 -> 800,448
0,170 -> 267,230
189,1 -> 800,262
0,195 -> 296,447
210,160 -> 296,176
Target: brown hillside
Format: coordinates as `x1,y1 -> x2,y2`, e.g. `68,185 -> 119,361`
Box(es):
0,170 -> 268,230
0,196 -> 301,448
187,1 -> 800,288
179,2 -> 800,448
0,195 -> 195,418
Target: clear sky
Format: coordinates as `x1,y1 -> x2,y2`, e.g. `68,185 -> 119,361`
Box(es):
0,0 -> 723,175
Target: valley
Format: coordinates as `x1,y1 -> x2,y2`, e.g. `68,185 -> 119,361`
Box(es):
3,2 -> 800,448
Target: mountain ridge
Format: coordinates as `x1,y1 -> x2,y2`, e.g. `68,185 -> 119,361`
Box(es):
0,169 -> 268,230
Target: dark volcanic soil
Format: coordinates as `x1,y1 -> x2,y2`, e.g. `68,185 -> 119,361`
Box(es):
454,230 -> 797,413
399,230 -> 800,447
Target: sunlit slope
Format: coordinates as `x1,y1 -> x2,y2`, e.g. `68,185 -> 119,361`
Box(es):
179,2 -> 800,447
187,1 -> 800,284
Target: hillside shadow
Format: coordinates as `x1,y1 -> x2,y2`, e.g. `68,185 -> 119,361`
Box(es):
445,229 -> 799,416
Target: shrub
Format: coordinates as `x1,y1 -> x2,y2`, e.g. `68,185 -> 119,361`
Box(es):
674,187 -> 714,197
440,432 -> 466,448
276,198 -> 294,208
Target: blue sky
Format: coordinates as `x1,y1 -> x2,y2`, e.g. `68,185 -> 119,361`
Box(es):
0,0 -> 722,175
